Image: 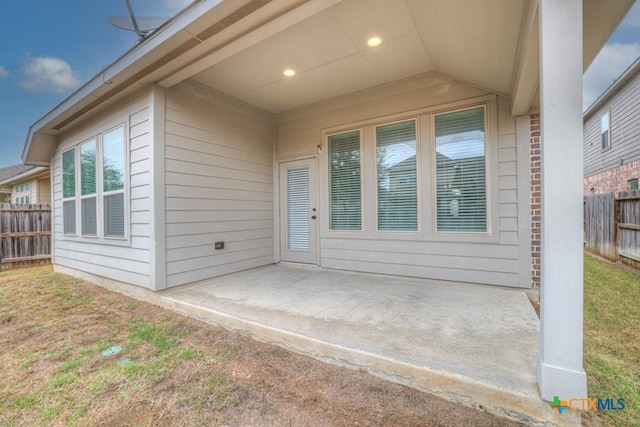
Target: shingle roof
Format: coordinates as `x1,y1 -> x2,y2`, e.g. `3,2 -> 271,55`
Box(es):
0,164 -> 35,183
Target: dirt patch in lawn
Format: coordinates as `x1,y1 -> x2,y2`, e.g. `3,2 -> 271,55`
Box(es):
0,266 -> 522,426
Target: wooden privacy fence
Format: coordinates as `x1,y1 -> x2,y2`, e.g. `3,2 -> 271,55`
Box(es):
584,190 -> 640,267
0,204 -> 51,269
617,190 -> 640,268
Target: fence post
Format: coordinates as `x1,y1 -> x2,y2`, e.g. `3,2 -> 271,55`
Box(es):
614,195 -> 621,261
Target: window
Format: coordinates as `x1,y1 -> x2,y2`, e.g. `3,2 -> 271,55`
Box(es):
102,127 -> 125,237
601,112 -> 610,150
435,106 -> 487,232
324,102 -> 491,237
80,139 -> 97,236
25,196 -> 29,204
61,125 -> 127,239
16,183 -> 29,193
376,120 -> 417,231
629,179 -> 638,191
62,148 -> 76,235
328,130 -> 361,230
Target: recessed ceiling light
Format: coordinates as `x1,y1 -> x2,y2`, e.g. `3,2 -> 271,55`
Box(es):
283,69 -> 296,77
367,36 -> 382,47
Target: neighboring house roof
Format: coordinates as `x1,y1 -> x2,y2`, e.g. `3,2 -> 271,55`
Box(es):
0,164 -> 35,183
21,0 -> 633,166
584,55 -> 640,121
0,165 -> 47,187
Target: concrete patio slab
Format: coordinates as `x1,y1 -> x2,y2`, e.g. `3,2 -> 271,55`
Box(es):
59,263 -> 579,426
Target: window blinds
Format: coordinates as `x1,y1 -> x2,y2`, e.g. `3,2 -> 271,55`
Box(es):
328,130 -> 361,230
63,200 -> 76,235
104,193 -> 125,237
435,107 -> 487,232
287,168 -> 310,251
376,120 -> 417,231
82,197 -> 97,236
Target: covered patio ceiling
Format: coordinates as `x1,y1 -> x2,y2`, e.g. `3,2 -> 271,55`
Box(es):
188,0 -> 524,113
158,0 -> 629,116
23,0 -> 633,165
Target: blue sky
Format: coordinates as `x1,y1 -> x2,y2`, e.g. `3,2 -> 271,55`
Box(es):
0,0 -> 191,168
0,1 -> 639,168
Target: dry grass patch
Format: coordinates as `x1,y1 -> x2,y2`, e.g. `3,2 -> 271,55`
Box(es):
0,266 -> 522,426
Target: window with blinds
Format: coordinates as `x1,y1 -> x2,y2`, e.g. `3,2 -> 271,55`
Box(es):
376,120 -> 417,231
105,193 -> 125,237
287,168 -> 310,251
435,106 -> 487,232
103,127 -> 125,238
328,130 -> 361,230
80,139 -> 97,236
62,149 -> 76,234
601,112 -> 610,150
63,200 -> 76,235
60,124 -> 127,240
62,149 -> 75,199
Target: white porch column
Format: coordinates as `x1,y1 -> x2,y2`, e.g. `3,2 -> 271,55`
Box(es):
537,0 -> 587,401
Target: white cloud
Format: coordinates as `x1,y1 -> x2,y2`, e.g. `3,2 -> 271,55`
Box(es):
583,43 -> 640,110
0,65 -> 9,78
20,57 -> 81,94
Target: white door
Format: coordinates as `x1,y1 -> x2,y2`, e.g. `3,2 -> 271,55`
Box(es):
279,158 -> 318,264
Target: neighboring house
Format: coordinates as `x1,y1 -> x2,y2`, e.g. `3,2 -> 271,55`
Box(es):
0,164 -> 32,202
0,165 -> 51,204
0,164 -> 47,203
584,56 -> 640,195
20,0 -> 633,404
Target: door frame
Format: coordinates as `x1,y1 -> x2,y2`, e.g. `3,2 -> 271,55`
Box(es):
276,155 -> 319,265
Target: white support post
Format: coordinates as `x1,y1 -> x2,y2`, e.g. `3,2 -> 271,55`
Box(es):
537,0 -> 588,401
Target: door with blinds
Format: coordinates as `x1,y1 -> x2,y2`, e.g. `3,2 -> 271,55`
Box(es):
279,158 -> 318,264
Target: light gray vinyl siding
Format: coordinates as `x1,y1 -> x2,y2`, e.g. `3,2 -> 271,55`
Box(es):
164,82 -> 275,288
276,72 -> 530,287
52,94 -> 153,288
584,71 -> 640,177
38,177 -> 51,204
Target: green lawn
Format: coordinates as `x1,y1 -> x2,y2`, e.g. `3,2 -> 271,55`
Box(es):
584,254 -> 640,426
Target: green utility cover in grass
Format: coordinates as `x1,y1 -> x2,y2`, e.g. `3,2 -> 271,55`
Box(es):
116,358 -> 132,366
101,346 -> 122,357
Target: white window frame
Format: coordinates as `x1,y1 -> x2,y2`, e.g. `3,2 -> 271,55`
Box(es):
433,104 -> 489,235
60,122 -> 129,245
601,111 -> 611,151
62,147 -> 77,236
374,118 -> 421,234
101,126 -> 127,239
80,138 -> 98,237
319,95 -> 498,243
325,127 -> 366,234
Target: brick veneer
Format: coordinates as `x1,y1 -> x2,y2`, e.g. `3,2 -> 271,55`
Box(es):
530,114 -> 541,288
584,160 -> 640,195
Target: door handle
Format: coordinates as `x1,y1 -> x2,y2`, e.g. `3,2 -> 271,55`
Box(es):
311,215 -> 317,219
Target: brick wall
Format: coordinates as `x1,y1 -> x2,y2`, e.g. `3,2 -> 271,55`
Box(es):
584,159 -> 640,195
530,114 -> 541,288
